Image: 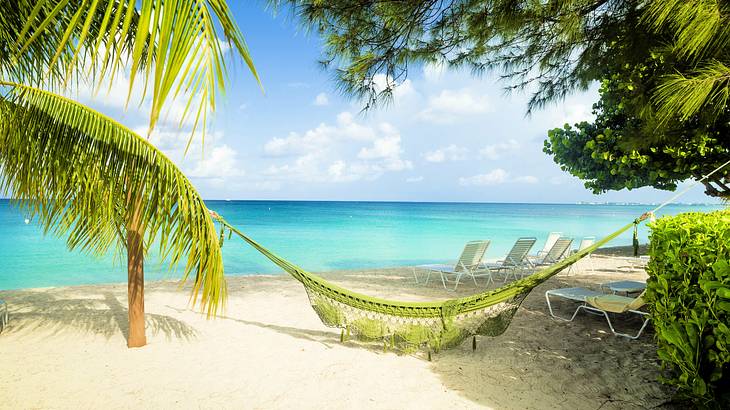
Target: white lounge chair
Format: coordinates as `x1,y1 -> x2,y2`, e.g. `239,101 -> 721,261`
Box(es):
530,237 -> 573,267
415,240 -> 491,290
565,236 -> 595,275
534,232 -> 562,259
481,237 -> 537,282
545,287 -> 650,339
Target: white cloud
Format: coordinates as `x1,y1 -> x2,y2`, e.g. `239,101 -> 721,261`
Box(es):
263,112 -> 379,157
423,62 -> 446,83
514,175 -> 539,184
263,129 -> 330,157
372,74 -> 416,99
406,176 -> 424,183
478,139 -> 521,160
549,176 -> 566,185
261,112 -> 413,184
358,135 -> 401,160
459,168 -> 509,186
423,144 -> 468,163
313,92 -> 329,106
138,125 -> 245,190
188,145 -> 245,179
419,88 -> 492,123
70,69 -> 203,130
562,103 -> 593,125
459,169 -> 539,186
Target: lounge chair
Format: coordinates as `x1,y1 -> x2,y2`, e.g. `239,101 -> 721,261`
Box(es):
415,240 -> 491,290
533,232 -> 562,259
565,236 -> 595,275
545,287 -> 650,339
481,237 -> 537,282
529,237 -> 573,267
599,280 -> 646,295
0,299 -> 7,333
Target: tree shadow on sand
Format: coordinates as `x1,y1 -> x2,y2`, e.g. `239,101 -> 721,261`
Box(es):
0,288 -> 197,342
215,312 -> 399,354
214,272 -> 676,410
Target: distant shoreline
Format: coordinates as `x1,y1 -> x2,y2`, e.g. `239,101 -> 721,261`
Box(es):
0,244 -> 649,292
0,197 -> 724,206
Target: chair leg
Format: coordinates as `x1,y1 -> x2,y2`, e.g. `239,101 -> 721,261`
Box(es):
576,305 -> 649,339
545,293 -> 584,322
601,311 -> 651,339
413,267 -> 420,284
453,272 -> 463,291
440,272 -> 448,290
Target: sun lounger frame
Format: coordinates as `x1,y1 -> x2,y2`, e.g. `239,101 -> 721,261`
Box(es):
545,288 -> 650,340
414,240 -> 491,291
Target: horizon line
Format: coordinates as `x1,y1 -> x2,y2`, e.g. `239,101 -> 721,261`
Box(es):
2,198 -> 721,206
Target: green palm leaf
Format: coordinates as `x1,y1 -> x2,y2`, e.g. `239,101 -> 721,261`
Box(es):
643,0 -> 730,123
0,81 -> 226,316
6,0 -> 261,139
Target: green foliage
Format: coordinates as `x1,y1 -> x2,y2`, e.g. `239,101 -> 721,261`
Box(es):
279,1 -> 730,154
643,0 -> 730,124
272,0 -> 636,111
544,48 -> 730,197
2,0 -> 260,140
646,210 -> 730,406
0,82 -> 227,316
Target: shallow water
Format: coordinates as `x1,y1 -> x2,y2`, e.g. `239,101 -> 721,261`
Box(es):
0,199 -> 723,289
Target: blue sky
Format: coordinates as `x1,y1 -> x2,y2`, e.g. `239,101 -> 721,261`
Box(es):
72,3 -> 718,204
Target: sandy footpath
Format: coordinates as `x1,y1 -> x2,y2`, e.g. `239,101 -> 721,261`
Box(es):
0,254 -> 673,409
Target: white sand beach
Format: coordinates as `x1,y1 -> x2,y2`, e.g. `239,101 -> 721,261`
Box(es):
0,254 -> 670,409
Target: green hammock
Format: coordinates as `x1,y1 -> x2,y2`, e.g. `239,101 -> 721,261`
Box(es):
212,212 -> 644,353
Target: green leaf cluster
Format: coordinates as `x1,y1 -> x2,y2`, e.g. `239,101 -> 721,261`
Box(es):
543,47 -> 730,197
646,210 -> 730,407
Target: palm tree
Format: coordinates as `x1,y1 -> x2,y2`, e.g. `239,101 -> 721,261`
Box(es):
0,1 -> 260,347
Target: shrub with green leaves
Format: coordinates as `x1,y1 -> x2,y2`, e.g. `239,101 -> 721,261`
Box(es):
646,209 -> 730,407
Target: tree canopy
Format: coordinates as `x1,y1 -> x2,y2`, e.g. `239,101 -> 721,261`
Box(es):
276,0 -> 730,196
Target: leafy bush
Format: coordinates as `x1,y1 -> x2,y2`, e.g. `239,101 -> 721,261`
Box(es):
646,209 -> 730,407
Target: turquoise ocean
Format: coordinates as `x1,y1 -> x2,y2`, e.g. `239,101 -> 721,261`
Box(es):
0,199 -> 724,290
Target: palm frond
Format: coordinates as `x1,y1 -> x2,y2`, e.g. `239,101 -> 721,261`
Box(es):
0,1 -> 146,90
6,0 -> 261,138
653,62 -> 730,124
643,0 -> 730,62
0,81 -> 226,316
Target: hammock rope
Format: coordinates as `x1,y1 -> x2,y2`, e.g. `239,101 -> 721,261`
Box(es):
211,214 -> 641,352
210,159 -> 730,353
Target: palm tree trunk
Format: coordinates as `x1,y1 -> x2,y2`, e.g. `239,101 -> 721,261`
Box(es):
126,193 -> 146,348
